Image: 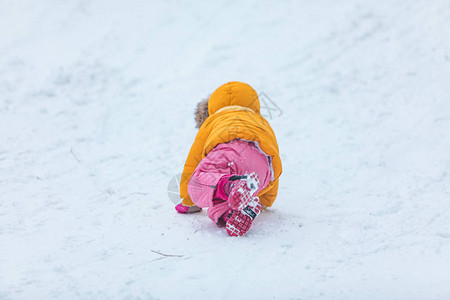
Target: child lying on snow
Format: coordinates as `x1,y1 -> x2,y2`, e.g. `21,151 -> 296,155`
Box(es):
175,81 -> 282,236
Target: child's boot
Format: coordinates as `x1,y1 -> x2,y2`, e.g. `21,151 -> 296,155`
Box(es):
225,173 -> 262,236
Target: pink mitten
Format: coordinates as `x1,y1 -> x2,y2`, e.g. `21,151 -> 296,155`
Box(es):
175,203 -> 202,214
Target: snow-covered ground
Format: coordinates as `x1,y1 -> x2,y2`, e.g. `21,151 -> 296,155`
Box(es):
1,0 -> 450,299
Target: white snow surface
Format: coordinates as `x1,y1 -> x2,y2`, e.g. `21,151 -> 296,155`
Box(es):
1,1 -> 450,299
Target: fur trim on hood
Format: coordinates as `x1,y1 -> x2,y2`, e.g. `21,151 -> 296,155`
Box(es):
195,98 -> 209,128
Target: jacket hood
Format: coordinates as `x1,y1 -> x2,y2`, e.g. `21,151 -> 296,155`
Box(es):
208,81 -> 260,115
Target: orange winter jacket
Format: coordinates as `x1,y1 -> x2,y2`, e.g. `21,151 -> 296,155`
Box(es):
180,81 -> 282,207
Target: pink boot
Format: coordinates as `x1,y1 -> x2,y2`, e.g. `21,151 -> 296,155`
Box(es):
225,173 -> 262,237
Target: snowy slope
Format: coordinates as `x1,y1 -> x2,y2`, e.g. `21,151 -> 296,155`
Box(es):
1,0 -> 450,299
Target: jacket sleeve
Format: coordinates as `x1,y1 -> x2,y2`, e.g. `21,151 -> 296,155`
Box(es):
258,179 -> 279,207
180,129 -> 207,206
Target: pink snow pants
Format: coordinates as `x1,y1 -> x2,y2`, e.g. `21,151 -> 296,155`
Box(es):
187,139 -> 271,224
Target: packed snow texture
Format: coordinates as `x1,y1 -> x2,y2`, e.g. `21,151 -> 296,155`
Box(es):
1,1 -> 450,299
